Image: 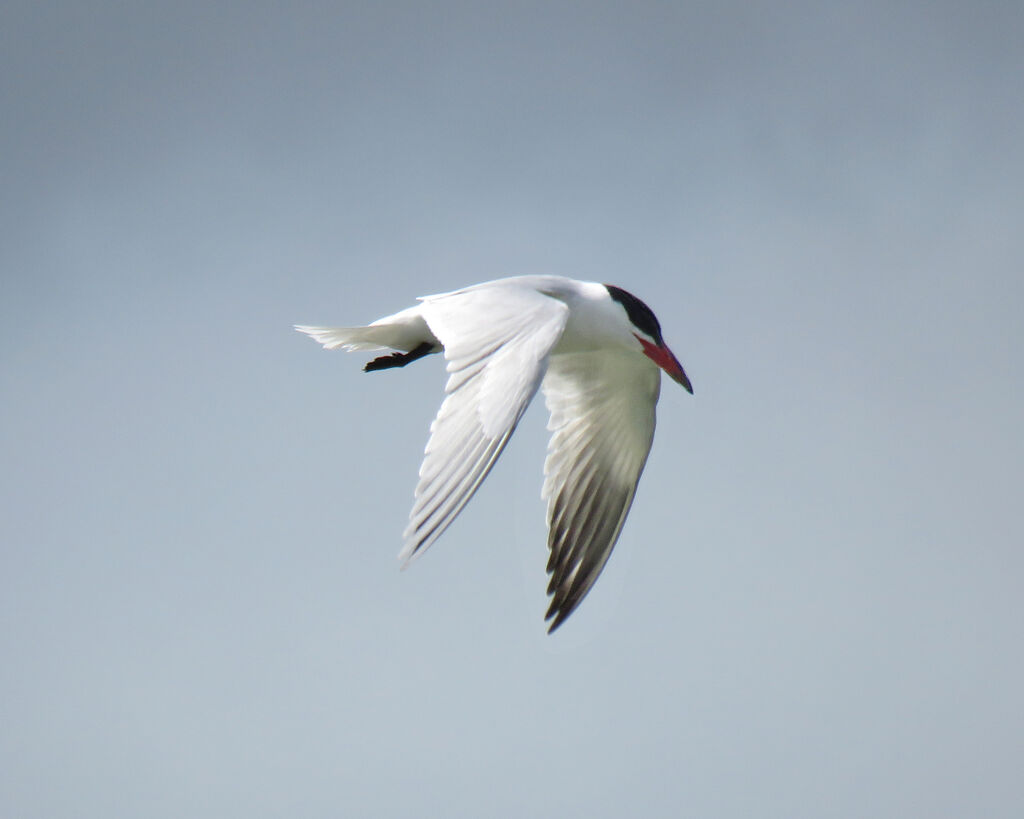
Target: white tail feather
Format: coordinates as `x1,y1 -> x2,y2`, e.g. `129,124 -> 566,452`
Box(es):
295,304 -> 440,353
294,325 -> 390,352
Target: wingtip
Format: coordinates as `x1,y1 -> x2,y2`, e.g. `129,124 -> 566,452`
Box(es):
397,543 -> 418,569
398,531 -> 432,569
544,600 -> 570,634
545,613 -> 570,634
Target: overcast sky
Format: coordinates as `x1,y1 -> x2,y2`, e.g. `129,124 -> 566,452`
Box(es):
2,2 -> 1022,817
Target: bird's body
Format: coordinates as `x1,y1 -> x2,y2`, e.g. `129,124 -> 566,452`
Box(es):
297,275 -> 691,631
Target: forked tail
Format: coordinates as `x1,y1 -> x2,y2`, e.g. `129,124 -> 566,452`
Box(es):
295,324 -> 395,351
296,307 -> 441,368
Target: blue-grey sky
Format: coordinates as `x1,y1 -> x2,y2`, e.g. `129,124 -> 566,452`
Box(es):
2,2 -> 1022,817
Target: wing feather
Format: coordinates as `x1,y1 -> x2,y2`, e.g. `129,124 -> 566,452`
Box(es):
541,350 -> 660,631
400,286 -> 569,563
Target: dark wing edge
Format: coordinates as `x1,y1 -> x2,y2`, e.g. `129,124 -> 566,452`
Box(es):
541,351 -> 660,632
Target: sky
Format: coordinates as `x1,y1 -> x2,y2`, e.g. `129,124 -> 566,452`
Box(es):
2,1 -> 1023,816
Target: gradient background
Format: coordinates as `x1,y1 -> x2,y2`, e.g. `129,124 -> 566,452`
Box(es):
3,2 -> 1022,816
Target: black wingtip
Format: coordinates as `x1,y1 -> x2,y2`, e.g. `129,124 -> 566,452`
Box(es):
544,600 -> 572,634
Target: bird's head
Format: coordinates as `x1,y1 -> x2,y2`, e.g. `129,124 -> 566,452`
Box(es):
605,284 -> 693,394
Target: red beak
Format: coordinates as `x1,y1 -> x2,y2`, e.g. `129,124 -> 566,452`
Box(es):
635,335 -> 693,394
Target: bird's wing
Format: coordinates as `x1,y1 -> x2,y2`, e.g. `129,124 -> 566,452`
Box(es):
401,286 -> 570,563
540,350 -> 660,631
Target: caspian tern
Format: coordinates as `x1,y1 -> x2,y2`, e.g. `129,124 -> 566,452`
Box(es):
297,275 -> 692,631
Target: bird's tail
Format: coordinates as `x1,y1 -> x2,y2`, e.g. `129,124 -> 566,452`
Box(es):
296,305 -> 441,355
294,324 -> 394,352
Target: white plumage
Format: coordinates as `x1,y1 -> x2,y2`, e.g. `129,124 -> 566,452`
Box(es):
297,275 -> 691,631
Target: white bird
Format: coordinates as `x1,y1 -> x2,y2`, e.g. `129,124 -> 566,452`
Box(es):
297,275 -> 692,631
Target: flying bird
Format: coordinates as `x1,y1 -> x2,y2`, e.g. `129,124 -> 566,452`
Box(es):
296,275 -> 692,631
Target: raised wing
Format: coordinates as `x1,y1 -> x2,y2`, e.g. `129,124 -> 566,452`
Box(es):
541,351 -> 660,631
401,286 -> 569,563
